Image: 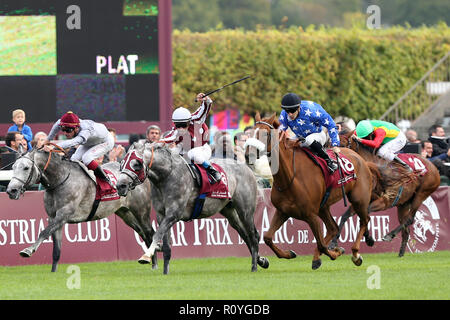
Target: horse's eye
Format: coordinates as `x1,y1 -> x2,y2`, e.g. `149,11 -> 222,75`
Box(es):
24,166 -> 30,171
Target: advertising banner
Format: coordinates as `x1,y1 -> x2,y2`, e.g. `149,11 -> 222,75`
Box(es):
1,187 -> 449,267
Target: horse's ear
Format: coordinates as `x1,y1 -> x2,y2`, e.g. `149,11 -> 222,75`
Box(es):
255,112 -> 261,122
270,113 -> 280,129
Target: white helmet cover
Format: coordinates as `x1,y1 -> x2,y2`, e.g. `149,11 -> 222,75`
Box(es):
172,107 -> 192,122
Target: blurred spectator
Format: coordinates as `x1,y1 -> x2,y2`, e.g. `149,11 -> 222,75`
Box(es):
126,133 -> 141,151
234,131 -> 249,163
335,116 -> 356,132
146,125 -> 161,143
428,124 -> 449,158
243,125 -> 255,138
421,140 -> 450,162
212,131 -> 235,159
431,159 -> 450,186
105,128 -> 125,163
405,129 -> 420,143
4,131 -> 25,153
7,109 -> 33,150
31,131 -> 48,149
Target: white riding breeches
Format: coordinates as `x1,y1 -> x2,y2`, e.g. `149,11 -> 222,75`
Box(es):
71,134 -> 114,165
302,130 -> 327,147
187,143 -> 212,164
377,131 -> 407,161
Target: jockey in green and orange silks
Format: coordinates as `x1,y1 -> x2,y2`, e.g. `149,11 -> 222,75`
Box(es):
354,119 -> 411,171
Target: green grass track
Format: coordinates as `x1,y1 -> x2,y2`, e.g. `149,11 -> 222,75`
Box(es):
0,251 -> 449,300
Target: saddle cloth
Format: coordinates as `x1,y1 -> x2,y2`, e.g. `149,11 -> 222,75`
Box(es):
302,148 -> 357,189
94,170 -> 119,201
193,163 -> 231,200
74,161 -> 119,202
396,153 -> 428,175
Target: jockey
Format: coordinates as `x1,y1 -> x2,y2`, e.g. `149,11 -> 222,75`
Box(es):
47,111 -> 116,188
160,93 -> 222,184
354,119 -> 411,171
279,93 -> 340,173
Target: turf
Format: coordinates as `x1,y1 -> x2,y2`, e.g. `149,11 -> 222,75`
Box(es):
0,251 -> 449,300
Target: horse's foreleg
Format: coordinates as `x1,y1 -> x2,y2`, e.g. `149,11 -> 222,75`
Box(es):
138,214 -> 177,274
263,209 -> 296,259
329,206 -> 354,250
51,228 -> 63,272
20,214 -> 67,259
161,232 -> 171,275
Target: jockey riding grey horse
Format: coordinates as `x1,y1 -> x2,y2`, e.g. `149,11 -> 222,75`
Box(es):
6,148 -> 157,272
116,141 -> 269,274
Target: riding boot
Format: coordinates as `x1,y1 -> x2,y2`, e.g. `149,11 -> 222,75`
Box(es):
94,166 -> 116,189
309,140 -> 338,173
393,156 -> 412,172
202,161 -> 222,184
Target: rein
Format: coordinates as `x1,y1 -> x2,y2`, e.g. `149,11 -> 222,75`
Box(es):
43,142 -> 68,171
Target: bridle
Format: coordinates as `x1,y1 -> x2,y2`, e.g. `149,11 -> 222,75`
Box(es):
254,120 -> 296,192
120,148 -> 148,190
9,154 -> 41,194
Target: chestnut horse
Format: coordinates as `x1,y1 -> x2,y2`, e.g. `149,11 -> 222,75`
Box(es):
329,126 -> 441,256
247,113 -> 374,269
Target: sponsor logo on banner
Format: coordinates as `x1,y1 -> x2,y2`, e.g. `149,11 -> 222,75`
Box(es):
407,196 -> 440,253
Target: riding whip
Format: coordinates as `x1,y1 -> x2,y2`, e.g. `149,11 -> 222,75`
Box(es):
195,75 -> 251,101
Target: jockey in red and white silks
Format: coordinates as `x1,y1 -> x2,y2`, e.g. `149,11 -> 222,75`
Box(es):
47,111 -> 115,187
160,93 -> 222,183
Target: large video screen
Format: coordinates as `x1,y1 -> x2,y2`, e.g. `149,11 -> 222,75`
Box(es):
0,0 -> 159,122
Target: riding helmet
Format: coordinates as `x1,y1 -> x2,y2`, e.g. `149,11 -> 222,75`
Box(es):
172,107 -> 192,123
281,93 -> 302,109
355,120 -> 374,138
60,111 -> 80,128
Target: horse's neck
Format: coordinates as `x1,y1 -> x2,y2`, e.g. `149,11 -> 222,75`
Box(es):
147,151 -> 177,184
37,154 -> 68,182
273,139 -> 296,182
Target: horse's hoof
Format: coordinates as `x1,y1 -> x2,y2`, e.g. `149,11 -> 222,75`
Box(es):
334,247 -> 345,255
19,248 -> 33,258
258,257 -> 270,269
351,254 -> 363,266
289,250 -> 297,259
366,236 -> 375,247
151,264 -> 158,270
312,259 -> 322,270
382,234 -> 393,242
138,255 -> 152,264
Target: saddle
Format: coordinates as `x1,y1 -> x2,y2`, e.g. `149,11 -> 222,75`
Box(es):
180,156 -> 231,219
74,160 -> 119,201
301,148 -> 357,189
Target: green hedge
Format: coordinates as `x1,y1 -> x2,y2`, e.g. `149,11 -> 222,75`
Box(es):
173,25 -> 450,121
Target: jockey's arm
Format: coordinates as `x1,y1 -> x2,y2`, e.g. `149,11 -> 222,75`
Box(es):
359,128 -> 386,149
47,119 -> 62,141
191,96 -> 212,124
159,127 -> 177,144
57,135 -> 86,150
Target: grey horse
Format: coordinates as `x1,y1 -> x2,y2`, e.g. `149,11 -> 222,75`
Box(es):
116,141 -> 269,274
6,148 -> 156,272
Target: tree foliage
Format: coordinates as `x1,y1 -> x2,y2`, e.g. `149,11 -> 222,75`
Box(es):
173,26 -> 450,121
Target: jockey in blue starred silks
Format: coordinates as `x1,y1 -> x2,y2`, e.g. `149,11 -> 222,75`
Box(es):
278,93 -> 340,173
